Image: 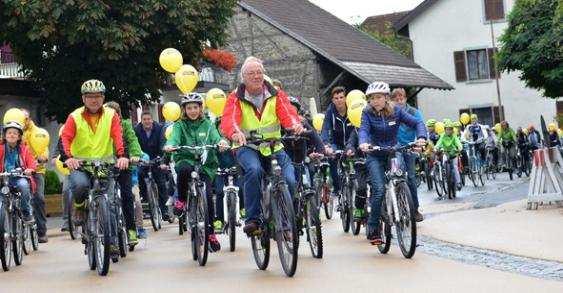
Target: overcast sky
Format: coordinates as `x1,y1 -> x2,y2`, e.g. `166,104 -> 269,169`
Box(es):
309,0 -> 425,24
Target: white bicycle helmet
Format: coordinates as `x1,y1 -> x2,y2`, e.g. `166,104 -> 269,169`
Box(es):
181,93 -> 204,106
81,79 -> 106,94
365,81 -> 390,96
3,121 -> 23,135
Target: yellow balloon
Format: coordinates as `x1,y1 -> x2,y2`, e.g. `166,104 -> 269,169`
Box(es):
347,99 -> 367,128
435,122 -> 445,135
175,65 -> 199,94
460,113 -> 470,125
346,90 -> 365,108
3,108 -> 25,126
30,128 -> 50,154
159,48 -> 183,73
165,124 -> 173,140
55,155 -> 70,176
547,122 -> 557,132
205,88 -> 227,117
523,128 -> 529,135
162,102 -> 181,122
312,114 -> 325,131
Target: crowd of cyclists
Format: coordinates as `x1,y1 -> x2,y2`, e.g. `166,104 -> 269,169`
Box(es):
1,56 -> 558,276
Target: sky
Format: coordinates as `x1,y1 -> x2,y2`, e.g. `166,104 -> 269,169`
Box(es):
308,0 -> 425,24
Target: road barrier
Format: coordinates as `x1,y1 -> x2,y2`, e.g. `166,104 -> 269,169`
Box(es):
527,147 -> 563,210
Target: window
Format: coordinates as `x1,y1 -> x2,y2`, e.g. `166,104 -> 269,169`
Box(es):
484,0 -> 505,21
467,49 -> 490,80
453,48 -> 500,82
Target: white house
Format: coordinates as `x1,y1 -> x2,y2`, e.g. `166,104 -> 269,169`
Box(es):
394,0 -> 558,128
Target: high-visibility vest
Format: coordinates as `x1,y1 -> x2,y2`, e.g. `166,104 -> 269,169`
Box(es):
239,97 -> 283,156
70,106 -> 115,160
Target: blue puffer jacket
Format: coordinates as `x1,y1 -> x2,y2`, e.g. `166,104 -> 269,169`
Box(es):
359,105 -> 427,154
397,105 -> 424,146
320,103 -> 355,149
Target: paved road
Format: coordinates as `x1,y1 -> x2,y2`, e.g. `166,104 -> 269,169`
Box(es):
2,211 -> 562,292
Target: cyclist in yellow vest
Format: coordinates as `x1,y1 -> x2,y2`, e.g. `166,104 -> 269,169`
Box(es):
21,109 -> 50,243
60,80 -> 129,227
220,56 -> 304,235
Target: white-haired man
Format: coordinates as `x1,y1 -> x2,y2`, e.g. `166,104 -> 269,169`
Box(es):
220,56 -> 304,235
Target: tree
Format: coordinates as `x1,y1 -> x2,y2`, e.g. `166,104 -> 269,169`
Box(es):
497,0 -> 562,98
0,0 -> 237,121
357,22 -> 413,59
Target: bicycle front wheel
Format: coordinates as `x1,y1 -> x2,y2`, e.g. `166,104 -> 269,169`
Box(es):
227,192 -> 237,252
147,180 -> 162,232
377,202 -> 392,254
272,184 -> 298,277
394,182 -> 417,259
340,186 -> 351,233
12,213 -> 24,266
305,194 -> 323,258
191,187 -> 209,266
0,204 -> 13,271
94,198 -> 111,276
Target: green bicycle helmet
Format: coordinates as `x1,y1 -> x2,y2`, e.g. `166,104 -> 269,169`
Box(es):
426,119 -> 437,127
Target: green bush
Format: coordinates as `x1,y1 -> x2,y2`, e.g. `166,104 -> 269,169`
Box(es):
44,170 -> 62,195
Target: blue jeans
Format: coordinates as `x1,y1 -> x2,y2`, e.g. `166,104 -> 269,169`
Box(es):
397,151 -> 420,209
12,178 -> 32,217
328,159 -> 341,193
366,155 -> 387,227
236,147 -> 296,224
32,173 -> 47,236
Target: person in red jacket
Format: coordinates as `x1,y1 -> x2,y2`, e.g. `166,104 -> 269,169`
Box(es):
0,121 -> 37,222
220,56 -> 304,235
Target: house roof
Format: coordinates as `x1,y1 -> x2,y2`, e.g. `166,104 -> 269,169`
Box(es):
239,0 -> 452,90
362,11 -> 411,35
393,0 -> 440,31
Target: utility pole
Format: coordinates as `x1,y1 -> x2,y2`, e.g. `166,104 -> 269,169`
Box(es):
490,21 -> 504,122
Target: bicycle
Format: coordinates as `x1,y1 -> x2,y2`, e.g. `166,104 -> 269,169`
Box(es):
430,152 -> 446,199
464,141 -> 485,187
334,150 -> 356,234
243,136 -> 300,277
170,145 -> 218,266
516,143 -> 531,178
217,166 -> 241,252
366,143 -> 418,259
108,171 -> 132,256
484,146 -> 497,180
438,151 -> 460,199
311,157 -> 334,220
66,193 -> 79,240
138,158 -> 164,232
501,142 -> 516,180
0,169 -> 33,271
349,157 -> 368,236
74,160 -> 119,276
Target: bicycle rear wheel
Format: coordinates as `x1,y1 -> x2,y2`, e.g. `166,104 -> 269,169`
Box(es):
394,182 -> 417,259
251,226 -> 270,270
0,204 -> 13,271
227,193 -> 237,252
94,198 -> 111,276
340,186 -> 351,233
117,209 -> 128,258
320,183 -> 333,220
12,213 -> 23,266
23,220 -> 32,255
272,184 -> 298,277
305,195 -> 323,258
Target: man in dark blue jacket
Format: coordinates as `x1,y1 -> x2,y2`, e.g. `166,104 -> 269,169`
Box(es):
321,86 -> 355,199
134,111 -> 169,220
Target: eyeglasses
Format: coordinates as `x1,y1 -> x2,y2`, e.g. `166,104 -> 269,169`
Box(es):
244,71 -> 263,77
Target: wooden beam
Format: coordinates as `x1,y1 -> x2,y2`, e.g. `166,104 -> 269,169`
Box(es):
319,71 -> 345,99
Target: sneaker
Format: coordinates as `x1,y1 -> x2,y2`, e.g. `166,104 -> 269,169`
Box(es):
353,208 -> 365,219
213,220 -> 223,233
73,201 -> 87,225
243,221 -> 260,235
208,234 -> 221,252
367,225 -> 382,245
137,227 -> 147,239
128,230 -> 138,245
173,200 -> 186,216
456,183 -> 463,191
38,235 -> 48,243
415,211 -> 424,222
165,197 -> 174,206
239,208 -> 246,219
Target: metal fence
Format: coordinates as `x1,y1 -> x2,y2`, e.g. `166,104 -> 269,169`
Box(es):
0,50 -> 24,78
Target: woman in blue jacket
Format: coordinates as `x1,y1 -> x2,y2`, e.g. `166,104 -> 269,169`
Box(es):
358,82 -> 426,245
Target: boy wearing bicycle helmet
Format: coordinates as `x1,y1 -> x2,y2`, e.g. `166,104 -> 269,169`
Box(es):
163,93 -> 229,252
0,121 -> 37,222
435,122 -> 463,190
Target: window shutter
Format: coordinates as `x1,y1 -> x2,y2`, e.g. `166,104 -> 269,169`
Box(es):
493,106 -> 504,124
485,0 -> 505,21
487,48 -> 500,79
454,51 -> 467,82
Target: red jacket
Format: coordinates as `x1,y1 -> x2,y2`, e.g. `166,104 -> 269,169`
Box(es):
220,82 -> 300,139
0,143 -> 38,193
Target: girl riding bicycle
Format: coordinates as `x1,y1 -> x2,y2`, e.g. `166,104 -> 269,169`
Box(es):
163,93 -> 229,252
358,82 -> 426,245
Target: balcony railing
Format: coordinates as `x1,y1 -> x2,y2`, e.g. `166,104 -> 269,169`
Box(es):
0,50 -> 25,79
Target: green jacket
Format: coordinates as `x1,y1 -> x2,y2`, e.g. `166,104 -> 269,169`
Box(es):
435,133 -> 462,156
122,119 -> 143,158
166,117 -> 221,180
498,127 -> 516,144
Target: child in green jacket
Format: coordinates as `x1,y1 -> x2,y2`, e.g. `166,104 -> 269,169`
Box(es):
163,93 -> 228,252
435,122 -> 463,190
